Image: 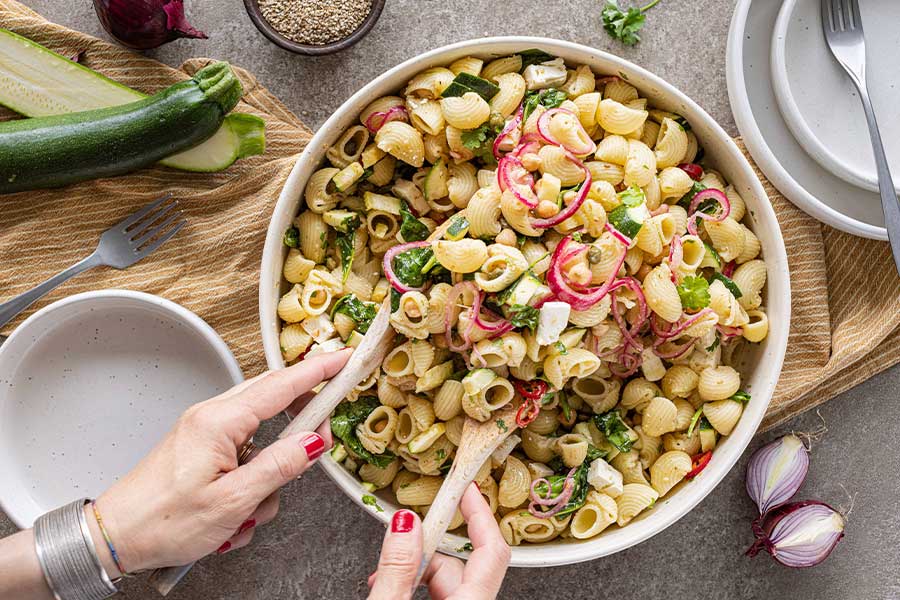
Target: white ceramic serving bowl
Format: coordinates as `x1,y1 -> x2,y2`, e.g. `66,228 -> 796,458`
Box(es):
0,290 -> 244,528
260,37 -> 791,567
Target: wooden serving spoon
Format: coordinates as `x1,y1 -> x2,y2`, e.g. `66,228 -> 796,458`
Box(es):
415,404 -> 519,586
149,297 -> 394,595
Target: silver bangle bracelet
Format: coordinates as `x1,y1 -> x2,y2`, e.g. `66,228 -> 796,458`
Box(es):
33,498 -> 118,600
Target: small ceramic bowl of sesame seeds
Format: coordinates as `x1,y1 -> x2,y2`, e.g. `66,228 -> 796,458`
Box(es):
244,0 -> 385,55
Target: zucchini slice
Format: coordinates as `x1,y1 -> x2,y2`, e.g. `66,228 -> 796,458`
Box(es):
0,28 -> 264,173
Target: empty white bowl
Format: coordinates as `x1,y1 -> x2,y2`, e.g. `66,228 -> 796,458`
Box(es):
771,0 -> 900,195
0,290 -> 244,528
259,37 -> 791,566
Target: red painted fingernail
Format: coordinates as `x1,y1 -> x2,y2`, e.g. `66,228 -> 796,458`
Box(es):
302,433 -> 325,461
216,541 -> 232,555
391,509 -> 415,533
238,519 -> 256,534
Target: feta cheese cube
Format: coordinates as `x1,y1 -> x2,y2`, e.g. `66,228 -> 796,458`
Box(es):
536,301 -> 571,346
587,458 -> 624,498
523,58 -> 568,90
305,337 -> 346,358
301,314 -> 336,343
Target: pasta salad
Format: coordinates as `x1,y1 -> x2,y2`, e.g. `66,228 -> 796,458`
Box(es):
277,49 -> 769,545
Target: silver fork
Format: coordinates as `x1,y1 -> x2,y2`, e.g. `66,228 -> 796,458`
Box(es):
0,194 -> 185,329
823,0 -> 900,272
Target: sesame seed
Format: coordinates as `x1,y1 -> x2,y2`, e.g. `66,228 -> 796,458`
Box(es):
258,0 -> 372,46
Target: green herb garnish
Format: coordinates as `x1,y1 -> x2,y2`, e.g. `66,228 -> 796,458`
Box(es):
706,334 -> 721,353
686,407 -> 704,437
456,542 -> 475,552
507,304 -> 539,332
283,226 -> 300,248
731,390 -> 751,404
601,0 -> 662,46
362,494 -> 383,512
676,275 -> 711,311
496,418 -> 508,433
554,341 -> 569,355
522,88 -> 568,122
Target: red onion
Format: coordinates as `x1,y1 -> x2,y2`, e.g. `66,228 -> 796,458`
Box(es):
723,260 -> 737,278
678,162 -> 704,181
531,151 -> 592,229
536,108 -> 596,156
493,105 -> 524,159
444,282 -> 478,352
528,468 -> 578,519
667,235 -> 683,275
546,235 -> 625,311
746,501 -> 845,568
473,303 -> 514,336
498,155 -> 539,208
687,188 -> 731,236
512,135 -> 542,158
365,105 -> 409,134
746,434 -> 810,516
92,0 -> 207,50
716,324 -> 743,339
383,241 -> 431,293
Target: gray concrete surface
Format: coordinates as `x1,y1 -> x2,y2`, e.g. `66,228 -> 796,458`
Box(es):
4,0 -> 900,598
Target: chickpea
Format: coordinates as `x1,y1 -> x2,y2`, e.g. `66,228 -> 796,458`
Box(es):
495,228 -> 517,247
636,263 -> 652,282
535,200 -> 560,218
520,152 -> 542,172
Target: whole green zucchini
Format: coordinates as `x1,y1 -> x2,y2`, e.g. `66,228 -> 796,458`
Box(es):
0,61 -> 243,194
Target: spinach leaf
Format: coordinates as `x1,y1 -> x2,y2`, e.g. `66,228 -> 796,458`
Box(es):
677,181 -> 709,210
390,288 -> 401,312
593,410 -> 635,453
336,230 -> 355,284
399,200 -> 429,242
507,304 -> 539,331
331,397 -> 395,468
333,294 -> 377,334
731,390 -> 751,404
392,246 -> 434,288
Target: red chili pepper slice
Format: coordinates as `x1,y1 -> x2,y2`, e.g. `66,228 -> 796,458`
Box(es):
685,450 -> 712,479
515,399 -> 541,428
512,379 -> 549,401
678,162 -> 704,181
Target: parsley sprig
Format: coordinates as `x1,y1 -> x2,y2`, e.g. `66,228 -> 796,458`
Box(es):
601,0 -> 662,46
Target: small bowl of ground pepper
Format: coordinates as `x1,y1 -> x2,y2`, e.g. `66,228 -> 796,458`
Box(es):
244,0 -> 385,55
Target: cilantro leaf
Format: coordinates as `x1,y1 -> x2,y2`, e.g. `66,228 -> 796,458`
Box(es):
522,88 -> 568,122
601,0 -> 662,46
399,200 -> 429,242
507,304 -> 539,331
676,275 -> 711,311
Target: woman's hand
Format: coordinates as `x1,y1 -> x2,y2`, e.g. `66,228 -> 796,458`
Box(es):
367,484 -> 511,600
89,350 -> 352,576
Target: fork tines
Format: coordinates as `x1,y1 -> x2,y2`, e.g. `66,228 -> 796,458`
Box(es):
121,195 -> 186,256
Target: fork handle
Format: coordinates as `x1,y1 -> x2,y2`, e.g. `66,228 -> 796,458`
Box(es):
854,82 -> 900,273
0,252 -> 102,330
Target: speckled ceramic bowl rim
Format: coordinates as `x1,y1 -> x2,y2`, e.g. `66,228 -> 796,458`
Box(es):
259,37 -> 791,567
0,289 -> 244,528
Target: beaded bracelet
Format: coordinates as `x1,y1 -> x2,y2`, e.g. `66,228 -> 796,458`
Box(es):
90,501 -> 128,578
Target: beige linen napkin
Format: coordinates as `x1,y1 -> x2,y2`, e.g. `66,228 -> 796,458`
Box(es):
2,0 -> 898,431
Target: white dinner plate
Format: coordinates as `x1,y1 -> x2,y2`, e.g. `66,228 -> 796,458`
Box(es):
727,0 -> 887,240
772,0 -> 900,194
0,290 -> 244,528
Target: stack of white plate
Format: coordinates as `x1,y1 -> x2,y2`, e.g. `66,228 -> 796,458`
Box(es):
727,0 -> 900,240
